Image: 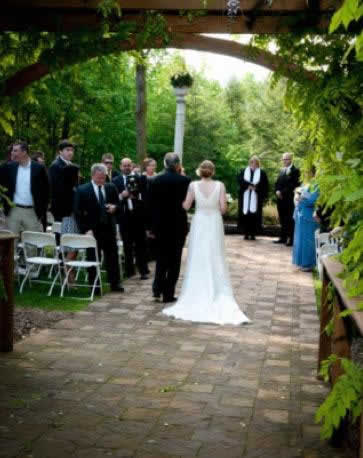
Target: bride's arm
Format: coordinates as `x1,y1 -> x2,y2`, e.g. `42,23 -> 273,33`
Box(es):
182,183 -> 195,211
219,182 -> 227,215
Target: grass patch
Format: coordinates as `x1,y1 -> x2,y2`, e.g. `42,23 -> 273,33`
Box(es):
15,270 -> 110,312
312,268 -> 322,315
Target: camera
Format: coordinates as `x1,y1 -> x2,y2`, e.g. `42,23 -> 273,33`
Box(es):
125,174 -> 140,198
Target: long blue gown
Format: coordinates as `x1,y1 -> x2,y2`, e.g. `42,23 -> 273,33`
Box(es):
292,186 -> 319,269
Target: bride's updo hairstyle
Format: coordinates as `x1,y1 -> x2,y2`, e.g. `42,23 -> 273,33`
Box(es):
197,160 -> 215,178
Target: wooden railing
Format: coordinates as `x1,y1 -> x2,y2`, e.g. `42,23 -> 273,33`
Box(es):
318,257 -> 363,457
0,233 -> 16,352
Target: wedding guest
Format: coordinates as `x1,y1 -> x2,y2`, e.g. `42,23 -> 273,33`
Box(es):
0,141 -> 49,235
148,152 -> 190,302
237,155 -> 269,240
274,152 -> 301,246
48,140 -> 80,282
142,158 -> 157,178
102,153 -> 119,183
74,163 -> 123,294
292,167 -> 319,272
113,158 -> 149,279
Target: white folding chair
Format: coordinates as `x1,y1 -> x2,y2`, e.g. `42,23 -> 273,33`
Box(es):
60,234 -> 102,300
317,243 -> 339,279
47,221 -> 63,278
52,221 -> 62,235
20,231 -> 61,295
317,232 -> 331,247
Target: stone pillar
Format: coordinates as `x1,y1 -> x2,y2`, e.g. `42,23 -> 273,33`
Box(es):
173,87 -> 189,163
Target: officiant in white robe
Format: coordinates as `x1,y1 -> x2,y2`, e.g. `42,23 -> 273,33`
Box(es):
237,156 -> 269,240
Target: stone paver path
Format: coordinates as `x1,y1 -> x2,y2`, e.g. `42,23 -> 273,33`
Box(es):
0,237 -> 353,458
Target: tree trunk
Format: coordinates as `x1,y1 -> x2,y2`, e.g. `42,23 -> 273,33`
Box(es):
135,62 -> 147,164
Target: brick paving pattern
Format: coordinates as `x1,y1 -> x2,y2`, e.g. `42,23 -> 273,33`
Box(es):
0,237 -> 354,457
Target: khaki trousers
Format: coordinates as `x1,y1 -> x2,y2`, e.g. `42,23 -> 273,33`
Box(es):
7,207 -> 42,236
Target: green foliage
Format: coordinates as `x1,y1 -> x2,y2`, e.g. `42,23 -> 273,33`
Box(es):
97,0 -> 121,18
329,0 -> 363,61
316,355 -> 363,439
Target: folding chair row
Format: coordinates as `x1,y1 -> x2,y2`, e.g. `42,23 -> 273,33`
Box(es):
19,231 -> 102,300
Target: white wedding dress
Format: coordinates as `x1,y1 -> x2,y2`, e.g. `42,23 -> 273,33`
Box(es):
162,180 -> 250,325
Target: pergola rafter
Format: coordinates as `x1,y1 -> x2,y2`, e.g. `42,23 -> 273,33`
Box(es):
1,0 -> 340,34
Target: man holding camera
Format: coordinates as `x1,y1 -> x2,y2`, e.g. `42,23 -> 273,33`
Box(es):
113,157 -> 149,280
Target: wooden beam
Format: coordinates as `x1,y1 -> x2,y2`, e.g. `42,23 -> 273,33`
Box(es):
0,11 -> 332,34
2,0 -> 340,12
2,33 -> 317,97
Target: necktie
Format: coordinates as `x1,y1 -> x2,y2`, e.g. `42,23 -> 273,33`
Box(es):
98,186 -> 108,224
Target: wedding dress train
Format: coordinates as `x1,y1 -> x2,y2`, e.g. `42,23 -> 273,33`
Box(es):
162,180 -> 250,325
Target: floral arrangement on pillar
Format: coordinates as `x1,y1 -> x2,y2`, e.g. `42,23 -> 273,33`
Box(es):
170,72 -> 194,89
226,0 -> 240,17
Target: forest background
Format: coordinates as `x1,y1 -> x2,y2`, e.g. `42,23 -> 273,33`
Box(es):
0,50 -> 309,198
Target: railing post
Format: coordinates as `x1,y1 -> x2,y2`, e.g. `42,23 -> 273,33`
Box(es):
0,234 -> 16,352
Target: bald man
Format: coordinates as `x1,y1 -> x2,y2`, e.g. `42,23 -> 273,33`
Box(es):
274,152 -> 300,246
113,158 -> 149,279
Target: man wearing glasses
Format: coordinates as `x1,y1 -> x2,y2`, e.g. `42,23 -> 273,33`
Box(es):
102,153 -> 120,183
274,152 -> 300,246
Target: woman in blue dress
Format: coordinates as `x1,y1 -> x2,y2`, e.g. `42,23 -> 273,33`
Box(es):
292,169 -> 319,271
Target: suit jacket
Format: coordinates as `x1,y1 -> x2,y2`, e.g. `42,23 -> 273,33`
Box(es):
74,182 -> 120,234
274,165 -> 300,200
48,156 -> 79,221
105,170 -> 120,183
0,160 -> 49,219
148,170 -> 191,239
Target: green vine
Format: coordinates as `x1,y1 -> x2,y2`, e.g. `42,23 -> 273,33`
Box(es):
316,355 -> 363,439
97,0 -> 121,18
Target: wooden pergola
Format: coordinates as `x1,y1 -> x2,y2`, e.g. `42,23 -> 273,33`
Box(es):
1,1 -> 339,34
1,1 -> 344,96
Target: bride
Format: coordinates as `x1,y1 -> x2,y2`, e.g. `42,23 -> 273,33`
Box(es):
162,160 -> 250,325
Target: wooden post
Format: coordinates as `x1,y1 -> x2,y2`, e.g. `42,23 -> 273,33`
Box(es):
0,235 -> 15,352
330,298 -> 351,385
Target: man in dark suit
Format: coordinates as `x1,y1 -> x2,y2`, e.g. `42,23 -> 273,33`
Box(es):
102,153 -> 120,183
74,163 -> 124,293
113,157 -> 149,280
48,139 -> 77,224
0,141 -> 49,235
148,152 -> 191,303
274,152 -> 301,246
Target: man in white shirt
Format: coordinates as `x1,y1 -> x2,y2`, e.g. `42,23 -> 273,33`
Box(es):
0,141 -> 49,236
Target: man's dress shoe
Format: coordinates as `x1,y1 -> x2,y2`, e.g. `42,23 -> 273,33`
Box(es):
163,296 -> 178,303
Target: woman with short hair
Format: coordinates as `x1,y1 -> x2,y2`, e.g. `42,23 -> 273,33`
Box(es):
237,155 -> 269,240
